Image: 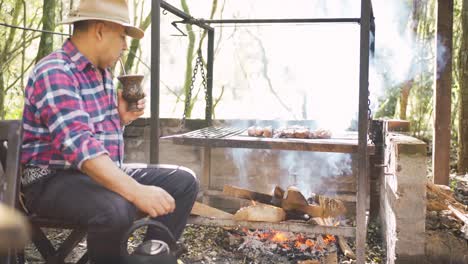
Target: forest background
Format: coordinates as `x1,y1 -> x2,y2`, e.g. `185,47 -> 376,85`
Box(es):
0,0 -> 467,176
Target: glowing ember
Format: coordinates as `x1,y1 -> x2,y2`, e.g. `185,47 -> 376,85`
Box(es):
238,229 -> 336,253
234,228 -> 338,262
271,231 -> 289,243
323,234 -> 336,244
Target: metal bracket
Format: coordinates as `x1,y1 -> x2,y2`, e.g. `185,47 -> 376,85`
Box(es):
374,163 -> 388,168
171,21 -> 187,37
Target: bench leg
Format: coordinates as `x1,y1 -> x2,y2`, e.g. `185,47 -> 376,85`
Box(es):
76,251 -> 89,264
31,225 -> 55,260
47,229 -> 87,264
31,225 -> 87,264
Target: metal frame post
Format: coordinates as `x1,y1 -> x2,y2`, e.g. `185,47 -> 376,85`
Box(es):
206,29 -> 214,125
357,0 -> 371,263
150,0 -> 161,164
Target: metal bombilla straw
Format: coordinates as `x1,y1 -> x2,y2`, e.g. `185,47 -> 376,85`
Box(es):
119,57 -> 127,75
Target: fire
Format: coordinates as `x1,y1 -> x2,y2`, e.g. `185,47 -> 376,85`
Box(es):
271,231 -> 289,243
238,228 -> 336,253
293,234 -> 316,251
323,234 -> 336,244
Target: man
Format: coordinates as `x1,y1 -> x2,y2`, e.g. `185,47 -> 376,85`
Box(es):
21,0 -> 199,263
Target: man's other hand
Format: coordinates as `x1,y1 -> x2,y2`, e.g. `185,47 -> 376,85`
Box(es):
132,185 -> 176,218
117,90 -> 145,125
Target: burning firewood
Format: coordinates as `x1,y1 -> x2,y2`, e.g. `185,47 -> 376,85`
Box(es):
224,185 -> 346,219
233,204 -> 286,222
314,195 -> 347,218
281,186 -> 324,217
276,186 -> 346,218
223,185 -> 274,205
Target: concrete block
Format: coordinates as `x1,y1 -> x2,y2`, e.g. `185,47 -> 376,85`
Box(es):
381,133 -> 427,264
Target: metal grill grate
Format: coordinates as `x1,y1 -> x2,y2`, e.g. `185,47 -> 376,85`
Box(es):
181,126 -> 245,139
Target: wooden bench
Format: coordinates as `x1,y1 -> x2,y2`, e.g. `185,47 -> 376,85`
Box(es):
0,120 -> 89,264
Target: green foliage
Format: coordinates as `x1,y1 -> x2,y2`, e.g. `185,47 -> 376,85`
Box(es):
373,85 -> 399,119
0,0 -> 464,170
0,0 -> 65,120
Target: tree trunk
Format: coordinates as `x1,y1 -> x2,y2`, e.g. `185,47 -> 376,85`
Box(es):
124,12 -> 151,73
399,80 -> 413,120
35,0 -> 56,63
0,74 -> 5,120
398,1 -> 421,120
458,0 -> 468,174
433,0 -> 454,185
181,0 -> 196,118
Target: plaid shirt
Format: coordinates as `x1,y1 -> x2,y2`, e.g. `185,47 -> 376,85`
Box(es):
21,39 -> 124,184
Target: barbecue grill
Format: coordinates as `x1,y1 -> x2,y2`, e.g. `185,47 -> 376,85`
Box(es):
150,1 -> 375,263
164,126 -> 375,154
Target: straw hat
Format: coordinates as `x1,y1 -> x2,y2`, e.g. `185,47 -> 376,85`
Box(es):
59,0 -> 144,39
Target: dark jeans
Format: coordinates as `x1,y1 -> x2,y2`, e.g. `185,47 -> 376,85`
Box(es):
23,164 -> 199,264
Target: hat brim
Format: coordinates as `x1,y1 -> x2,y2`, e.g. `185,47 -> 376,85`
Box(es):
59,17 -> 144,39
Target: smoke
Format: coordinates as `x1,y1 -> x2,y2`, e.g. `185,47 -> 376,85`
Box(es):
152,0 -> 435,195
230,148 -> 253,187
369,0 -> 419,105
279,152 -> 352,199
435,35 -> 449,79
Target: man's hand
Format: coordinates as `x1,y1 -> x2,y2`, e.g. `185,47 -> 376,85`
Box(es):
81,155 -> 176,218
131,185 -> 176,218
117,90 -> 145,125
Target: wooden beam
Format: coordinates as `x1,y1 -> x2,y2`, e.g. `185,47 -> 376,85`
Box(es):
190,202 -> 233,220
187,216 -> 356,237
433,0 -> 453,185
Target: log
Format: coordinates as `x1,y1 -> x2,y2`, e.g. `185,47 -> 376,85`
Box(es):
190,202 -> 233,220
223,185 -> 274,205
224,185 -> 347,218
297,260 -> 320,264
282,187 -> 324,217
233,204 -> 286,222
272,185 -> 285,206
448,205 -> 468,225
315,195 -> 347,218
338,236 -> 356,259
427,182 -> 468,212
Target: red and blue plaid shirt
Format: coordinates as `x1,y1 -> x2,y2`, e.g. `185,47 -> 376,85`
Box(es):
21,39 -> 124,180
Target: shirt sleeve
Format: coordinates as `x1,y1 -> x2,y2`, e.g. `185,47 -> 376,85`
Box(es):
29,67 -> 109,169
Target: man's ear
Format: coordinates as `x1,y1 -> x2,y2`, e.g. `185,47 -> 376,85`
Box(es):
94,21 -> 106,41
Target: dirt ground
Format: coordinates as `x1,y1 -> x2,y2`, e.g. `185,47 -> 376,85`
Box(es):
22,222 -> 385,264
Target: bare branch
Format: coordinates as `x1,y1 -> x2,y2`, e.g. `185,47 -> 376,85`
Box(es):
244,28 -> 296,118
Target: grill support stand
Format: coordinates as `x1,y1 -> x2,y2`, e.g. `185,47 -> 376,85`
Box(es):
356,0 -> 372,263
152,2 -> 375,263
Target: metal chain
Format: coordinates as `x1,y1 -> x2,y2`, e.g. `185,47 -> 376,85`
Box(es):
198,49 -> 210,119
180,49 -> 208,130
